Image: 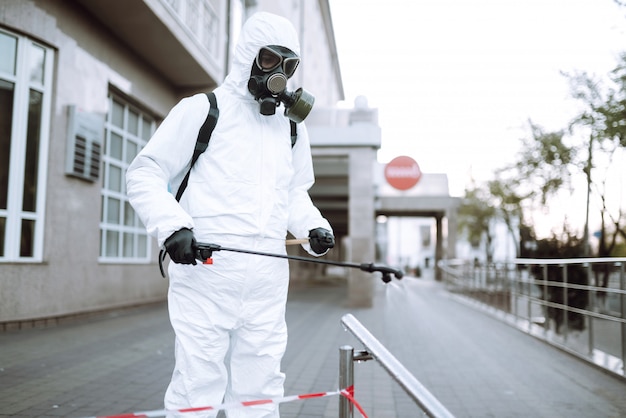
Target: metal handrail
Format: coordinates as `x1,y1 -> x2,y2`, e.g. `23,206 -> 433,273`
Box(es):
439,257 -> 626,378
340,313 -> 455,418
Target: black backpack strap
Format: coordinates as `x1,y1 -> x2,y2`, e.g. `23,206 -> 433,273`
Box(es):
175,92 -> 219,201
290,120 -> 297,147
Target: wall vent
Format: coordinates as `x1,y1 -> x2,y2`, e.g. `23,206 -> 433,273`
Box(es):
65,106 -> 104,182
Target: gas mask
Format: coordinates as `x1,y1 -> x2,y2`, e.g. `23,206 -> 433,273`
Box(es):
247,45 -> 315,123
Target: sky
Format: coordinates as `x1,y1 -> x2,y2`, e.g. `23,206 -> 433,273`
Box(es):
328,0 -> 626,197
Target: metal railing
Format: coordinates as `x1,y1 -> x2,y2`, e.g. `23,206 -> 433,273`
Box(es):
339,313 -> 455,418
439,257 -> 626,378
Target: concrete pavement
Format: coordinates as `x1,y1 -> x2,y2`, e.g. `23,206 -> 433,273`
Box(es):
1,269 -> 626,417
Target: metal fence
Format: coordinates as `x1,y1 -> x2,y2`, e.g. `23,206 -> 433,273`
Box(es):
339,313 -> 455,418
439,257 -> 626,378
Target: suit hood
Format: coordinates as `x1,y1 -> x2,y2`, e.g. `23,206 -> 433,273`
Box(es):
223,12 -> 301,99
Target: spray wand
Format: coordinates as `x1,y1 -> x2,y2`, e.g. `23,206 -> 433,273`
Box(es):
189,242 -> 403,284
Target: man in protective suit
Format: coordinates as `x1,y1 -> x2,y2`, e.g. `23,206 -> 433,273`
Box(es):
126,12 -> 334,418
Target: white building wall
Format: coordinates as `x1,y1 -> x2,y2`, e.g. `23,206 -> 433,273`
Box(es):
1,1 -> 178,323
252,0 -> 343,107
0,0 -> 343,325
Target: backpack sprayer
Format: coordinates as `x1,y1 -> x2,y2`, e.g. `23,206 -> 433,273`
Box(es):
160,92 -> 403,284
188,242 -> 404,284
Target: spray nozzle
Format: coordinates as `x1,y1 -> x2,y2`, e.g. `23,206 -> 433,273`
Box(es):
359,263 -> 404,283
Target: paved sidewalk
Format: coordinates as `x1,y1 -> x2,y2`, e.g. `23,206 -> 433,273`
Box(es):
1,270 -> 626,417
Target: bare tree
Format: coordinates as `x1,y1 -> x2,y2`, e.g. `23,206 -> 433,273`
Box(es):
566,66 -> 626,260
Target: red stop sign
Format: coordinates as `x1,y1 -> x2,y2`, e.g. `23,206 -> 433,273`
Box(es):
384,156 -> 422,190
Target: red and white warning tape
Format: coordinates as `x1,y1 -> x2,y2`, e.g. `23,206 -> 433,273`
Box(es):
83,387 -> 367,418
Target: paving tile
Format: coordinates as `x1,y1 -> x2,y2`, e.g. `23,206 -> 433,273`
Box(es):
1,271 -> 626,417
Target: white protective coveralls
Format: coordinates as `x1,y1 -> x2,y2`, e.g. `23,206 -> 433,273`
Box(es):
126,12 -> 332,418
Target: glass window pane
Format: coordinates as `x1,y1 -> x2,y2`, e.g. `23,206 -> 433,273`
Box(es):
128,109 -> 139,135
111,99 -> 124,128
28,43 -> 45,84
20,219 -> 34,257
109,132 -> 123,160
125,141 -> 138,164
105,230 -> 119,257
124,201 -> 135,226
141,118 -> 152,140
0,80 -> 15,210
102,93 -> 154,260
0,32 -> 17,75
123,232 -> 134,257
0,31 -> 52,261
108,165 -> 122,193
138,234 -> 147,258
0,217 -> 5,256
107,197 -> 120,223
99,229 -> 103,257
100,163 -> 107,188
22,89 -> 42,212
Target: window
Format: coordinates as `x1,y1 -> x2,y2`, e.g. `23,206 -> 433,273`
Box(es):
99,93 -> 155,262
0,29 -> 53,262
163,0 -> 219,56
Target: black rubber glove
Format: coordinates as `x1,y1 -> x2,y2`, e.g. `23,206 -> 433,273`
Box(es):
164,228 -> 197,265
308,228 -> 335,254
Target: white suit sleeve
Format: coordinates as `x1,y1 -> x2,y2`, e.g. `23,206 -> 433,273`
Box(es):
126,94 -> 210,246
287,123 -> 332,256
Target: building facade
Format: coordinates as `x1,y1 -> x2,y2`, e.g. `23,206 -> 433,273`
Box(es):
0,0 -> 343,326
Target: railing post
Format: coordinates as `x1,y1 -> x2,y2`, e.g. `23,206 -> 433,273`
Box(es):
586,263 -> 594,356
527,264 -> 533,332
543,264 -> 549,334
562,264 -> 569,341
619,263 -> 626,376
339,345 -> 354,418
513,263 -> 519,322
341,314 -> 456,418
